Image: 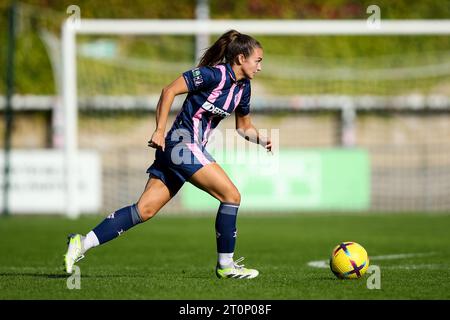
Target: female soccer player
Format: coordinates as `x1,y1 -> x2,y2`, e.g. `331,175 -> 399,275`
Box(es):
64,29 -> 272,279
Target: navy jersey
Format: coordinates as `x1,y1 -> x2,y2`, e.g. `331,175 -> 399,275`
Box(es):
148,63 -> 251,194
166,63 -> 251,147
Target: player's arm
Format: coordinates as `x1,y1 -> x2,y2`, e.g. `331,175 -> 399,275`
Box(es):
235,112 -> 272,153
149,76 -> 188,151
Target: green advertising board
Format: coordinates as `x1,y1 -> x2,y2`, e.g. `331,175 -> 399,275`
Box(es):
181,149 -> 370,211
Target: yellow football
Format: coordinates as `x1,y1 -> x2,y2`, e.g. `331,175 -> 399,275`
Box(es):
330,242 -> 369,279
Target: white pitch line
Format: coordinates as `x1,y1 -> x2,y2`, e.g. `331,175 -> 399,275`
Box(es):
382,264 -> 448,270
307,252 -> 436,269
369,252 -> 436,260
307,261 -> 329,269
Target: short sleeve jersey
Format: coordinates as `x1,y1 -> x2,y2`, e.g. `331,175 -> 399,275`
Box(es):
166,63 -> 251,147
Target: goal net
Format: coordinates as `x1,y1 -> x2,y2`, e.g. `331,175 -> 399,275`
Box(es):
60,19 -> 450,217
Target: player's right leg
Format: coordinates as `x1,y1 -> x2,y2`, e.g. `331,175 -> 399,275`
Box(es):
64,177 -> 172,273
189,163 -> 259,279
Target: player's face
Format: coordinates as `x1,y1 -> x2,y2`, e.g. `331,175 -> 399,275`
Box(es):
240,47 -> 263,80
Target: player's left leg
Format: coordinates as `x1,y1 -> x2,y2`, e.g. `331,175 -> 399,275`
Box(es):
64,177 -> 173,273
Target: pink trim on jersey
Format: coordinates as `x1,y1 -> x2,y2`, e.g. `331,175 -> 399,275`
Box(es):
233,86 -> 245,111
202,117 -> 213,146
187,143 -> 211,166
192,107 -> 206,144
194,65 -> 226,146
207,65 -> 226,103
223,83 -> 237,111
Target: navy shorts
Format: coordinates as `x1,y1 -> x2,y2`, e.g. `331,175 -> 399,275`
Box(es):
146,141 -> 216,196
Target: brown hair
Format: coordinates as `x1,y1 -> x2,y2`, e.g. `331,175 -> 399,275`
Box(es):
198,30 -> 262,67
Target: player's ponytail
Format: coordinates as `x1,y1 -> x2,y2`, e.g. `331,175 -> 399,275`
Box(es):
198,29 -> 262,67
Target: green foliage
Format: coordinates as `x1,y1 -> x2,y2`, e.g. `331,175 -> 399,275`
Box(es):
210,0 -> 450,19
0,0 -> 448,95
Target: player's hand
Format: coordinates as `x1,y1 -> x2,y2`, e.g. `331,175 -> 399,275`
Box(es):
148,129 -> 165,151
265,140 -> 273,155
260,136 -> 273,155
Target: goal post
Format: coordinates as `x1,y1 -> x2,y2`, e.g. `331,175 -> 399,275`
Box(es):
69,19 -> 450,35
61,19 -> 450,218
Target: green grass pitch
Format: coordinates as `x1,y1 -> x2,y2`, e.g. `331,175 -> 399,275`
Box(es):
1,213 -> 449,299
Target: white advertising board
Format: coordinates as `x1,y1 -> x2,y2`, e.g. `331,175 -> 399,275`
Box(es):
0,150 -> 101,214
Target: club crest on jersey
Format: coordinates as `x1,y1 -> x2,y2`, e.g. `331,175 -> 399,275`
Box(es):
192,68 -> 203,87
202,101 -> 230,118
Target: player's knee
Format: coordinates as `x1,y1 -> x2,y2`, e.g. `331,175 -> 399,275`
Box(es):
221,188 -> 241,205
137,203 -> 159,222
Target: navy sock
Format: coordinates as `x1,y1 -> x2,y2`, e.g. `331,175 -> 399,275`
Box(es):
215,202 -> 239,253
92,204 -> 142,245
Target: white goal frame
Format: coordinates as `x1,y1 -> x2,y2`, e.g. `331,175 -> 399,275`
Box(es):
62,19 -> 450,218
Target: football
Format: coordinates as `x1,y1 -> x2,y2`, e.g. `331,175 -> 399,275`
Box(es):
330,242 -> 369,279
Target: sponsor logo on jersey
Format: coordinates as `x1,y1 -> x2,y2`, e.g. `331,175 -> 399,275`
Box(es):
192,68 -> 204,87
201,101 -> 230,118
